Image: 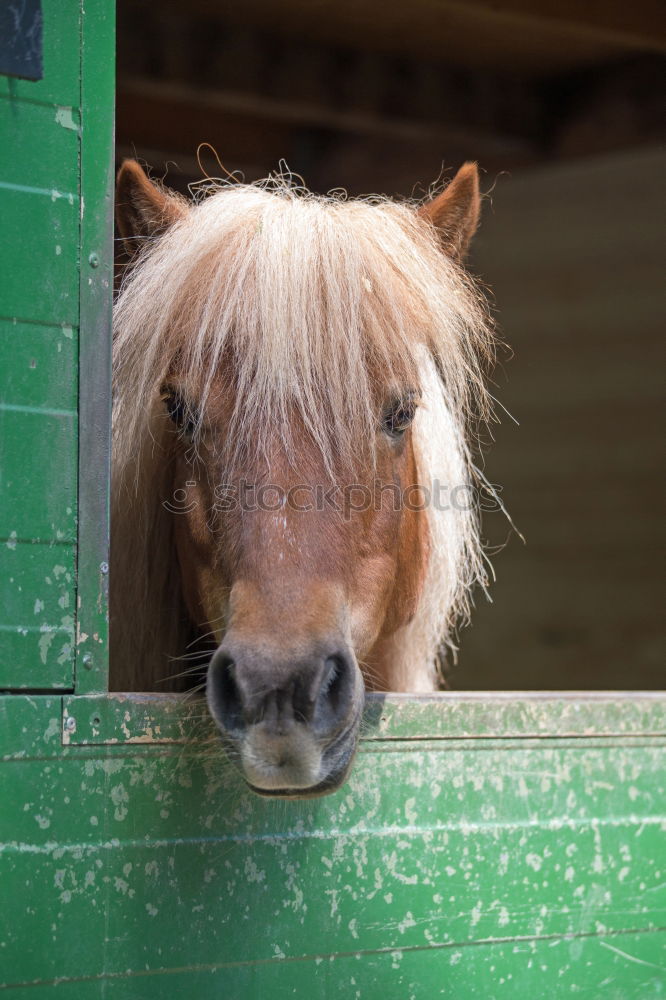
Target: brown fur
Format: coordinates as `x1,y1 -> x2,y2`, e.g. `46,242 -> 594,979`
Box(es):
111,160 -> 495,794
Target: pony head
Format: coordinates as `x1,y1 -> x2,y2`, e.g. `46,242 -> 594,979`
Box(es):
112,160 -> 494,797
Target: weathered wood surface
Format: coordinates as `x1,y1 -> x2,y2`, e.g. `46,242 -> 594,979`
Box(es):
0,0 -> 112,691
1,693 -> 664,997
0,0 -> 80,689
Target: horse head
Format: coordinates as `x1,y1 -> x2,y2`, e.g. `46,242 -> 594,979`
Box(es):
112,160 -> 492,797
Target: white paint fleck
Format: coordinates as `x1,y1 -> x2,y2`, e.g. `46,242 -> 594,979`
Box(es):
404,797 -> 417,824
38,628 -> 56,664
245,858 -> 266,884
110,783 -> 129,821
43,717 -> 60,743
55,107 -> 77,131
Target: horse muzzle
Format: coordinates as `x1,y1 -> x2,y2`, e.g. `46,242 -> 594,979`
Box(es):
206,637 -> 364,798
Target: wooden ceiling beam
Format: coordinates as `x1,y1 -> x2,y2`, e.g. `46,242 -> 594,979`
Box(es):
127,0 -> 665,72
444,0 -> 666,51
117,76 -> 535,160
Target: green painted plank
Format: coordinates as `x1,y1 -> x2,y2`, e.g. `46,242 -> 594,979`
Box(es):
0,545 -> 75,688
0,406 -> 77,540
4,737 -> 665,874
0,930 -> 663,999
0,187 -> 79,326
2,799 -> 664,962
0,0 -> 81,108
74,0 -> 114,695
0,98 -> 79,191
0,319 -> 77,410
0,695 -> 61,756
366,692 -> 666,739
10,932 -> 666,1000
57,692 -> 666,747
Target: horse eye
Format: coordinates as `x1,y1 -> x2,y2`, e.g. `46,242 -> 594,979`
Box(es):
160,385 -> 197,438
381,394 -> 418,438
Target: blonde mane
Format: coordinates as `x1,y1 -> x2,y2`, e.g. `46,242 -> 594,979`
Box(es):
111,178 -> 495,690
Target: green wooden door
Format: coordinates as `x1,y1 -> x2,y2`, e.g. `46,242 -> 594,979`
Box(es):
0,0 -> 113,691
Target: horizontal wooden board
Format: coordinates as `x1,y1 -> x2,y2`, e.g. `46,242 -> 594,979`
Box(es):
2,930 -> 663,999
0,406 -> 77,541
0,694 -> 664,994
0,0 -> 81,108
0,319 -> 77,410
0,930 -> 664,998
1,98 -> 80,190
0,545 -> 76,688
55,692 -> 666,748
0,186 -> 79,326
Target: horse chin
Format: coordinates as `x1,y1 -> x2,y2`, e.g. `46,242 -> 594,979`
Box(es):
218,718 -> 361,800
246,740 -> 357,800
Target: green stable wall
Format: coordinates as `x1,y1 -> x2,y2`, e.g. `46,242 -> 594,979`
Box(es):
1,4 -> 665,997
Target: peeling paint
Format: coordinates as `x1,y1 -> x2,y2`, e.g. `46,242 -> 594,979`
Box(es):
54,106 -> 77,131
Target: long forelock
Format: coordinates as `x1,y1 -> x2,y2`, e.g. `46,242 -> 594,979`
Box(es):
113,179 -> 493,475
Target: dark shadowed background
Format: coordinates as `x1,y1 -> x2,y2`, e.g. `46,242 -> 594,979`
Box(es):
115,0 -> 665,690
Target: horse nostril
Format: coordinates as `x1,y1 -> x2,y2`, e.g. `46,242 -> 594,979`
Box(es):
314,654 -> 354,732
324,656 -> 344,709
208,654 -> 244,733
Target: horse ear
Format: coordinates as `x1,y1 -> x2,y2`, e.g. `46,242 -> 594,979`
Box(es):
418,162 -> 481,261
115,160 -> 186,256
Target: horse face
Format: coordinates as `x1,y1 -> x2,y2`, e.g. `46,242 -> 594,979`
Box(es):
165,385 -> 428,798
113,158 -> 488,796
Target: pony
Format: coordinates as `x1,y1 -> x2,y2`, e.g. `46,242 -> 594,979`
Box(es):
111,159 -> 495,798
